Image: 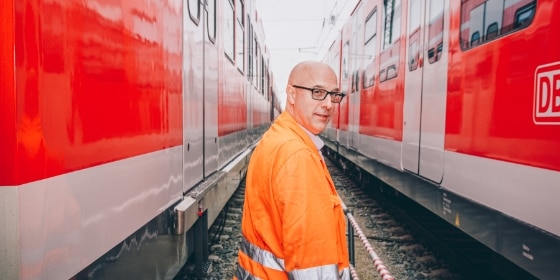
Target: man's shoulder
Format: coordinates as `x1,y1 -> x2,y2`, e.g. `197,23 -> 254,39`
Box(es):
263,129 -> 307,151
258,113 -> 315,156
257,127 -> 309,158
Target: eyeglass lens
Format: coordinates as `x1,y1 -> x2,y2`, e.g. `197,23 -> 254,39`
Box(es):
312,89 -> 344,103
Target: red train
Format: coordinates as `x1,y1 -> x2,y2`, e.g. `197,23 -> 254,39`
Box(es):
321,0 -> 559,278
0,0 -> 280,279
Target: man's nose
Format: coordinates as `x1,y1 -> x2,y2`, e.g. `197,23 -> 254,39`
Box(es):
322,94 -> 335,108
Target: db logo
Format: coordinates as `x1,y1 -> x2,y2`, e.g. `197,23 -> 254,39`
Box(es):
534,61 -> 560,124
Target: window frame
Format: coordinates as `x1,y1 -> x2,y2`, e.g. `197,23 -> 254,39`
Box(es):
460,0 -> 537,50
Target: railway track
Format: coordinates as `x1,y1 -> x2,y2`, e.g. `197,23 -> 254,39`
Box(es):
174,153 -> 535,280
327,154 -> 538,280
174,183 -> 245,280
326,158 -> 461,280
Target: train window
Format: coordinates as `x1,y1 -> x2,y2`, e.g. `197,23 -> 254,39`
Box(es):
247,21 -> 253,81
408,0 -> 420,71
236,0 -> 245,72
351,5 -> 362,93
334,52 -> 341,80
515,2 -> 536,28
266,67 -> 272,101
379,68 -> 387,82
352,70 -> 359,93
365,9 -> 377,44
261,56 -> 266,97
470,31 -> 480,47
188,0 -> 200,25
224,0 -> 234,62
206,0 -> 216,43
428,48 -> 435,60
382,0 -> 402,50
386,65 -> 397,80
343,41 -> 350,80
380,0 -> 401,83
409,42 -> 419,71
236,0 -> 244,26
254,38 -> 258,86
363,8 -> 377,88
486,22 -> 499,40
427,0 -> 444,64
460,0 -> 536,50
265,66 -> 270,100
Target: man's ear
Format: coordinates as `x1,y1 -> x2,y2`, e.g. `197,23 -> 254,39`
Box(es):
286,86 -> 296,104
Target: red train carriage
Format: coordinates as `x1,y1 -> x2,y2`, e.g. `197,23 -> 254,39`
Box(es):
321,0 -> 560,279
0,0 -> 274,279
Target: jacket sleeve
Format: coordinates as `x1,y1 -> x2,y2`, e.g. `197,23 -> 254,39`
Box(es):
273,148 -> 342,275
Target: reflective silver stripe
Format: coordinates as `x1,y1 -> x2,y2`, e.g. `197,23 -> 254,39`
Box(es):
235,263 -> 262,280
239,236 -> 286,271
340,267 -> 351,280
239,236 -> 351,280
288,264 -> 340,280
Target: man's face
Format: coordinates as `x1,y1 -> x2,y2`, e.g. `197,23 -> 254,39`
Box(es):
288,65 -> 340,135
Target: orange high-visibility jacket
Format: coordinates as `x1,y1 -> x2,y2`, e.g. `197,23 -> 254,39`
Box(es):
235,112 -> 350,280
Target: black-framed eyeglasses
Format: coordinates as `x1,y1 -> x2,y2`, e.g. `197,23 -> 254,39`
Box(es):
291,85 -> 346,103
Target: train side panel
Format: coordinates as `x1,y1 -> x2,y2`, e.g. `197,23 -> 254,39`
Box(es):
1,2 -> 17,279
0,0 -> 16,184
0,0 -> 274,279
1,1 -> 184,279
345,3 -> 365,150
442,0 -> 560,265
359,0 -> 405,142
337,16 -> 352,147
218,0 -> 248,170
245,8 -> 271,142
8,0 -> 184,186
323,37 -> 342,142
183,0 -> 205,192
203,0 -> 219,176
402,0 -> 448,182
354,0 -> 407,169
322,0 -> 560,279
446,0 -> 560,170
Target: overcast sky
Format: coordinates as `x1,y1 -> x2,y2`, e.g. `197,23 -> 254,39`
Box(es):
256,0 -> 358,110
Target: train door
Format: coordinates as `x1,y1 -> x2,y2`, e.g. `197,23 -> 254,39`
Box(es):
349,3 -> 364,149
246,20 -> 254,141
324,40 -> 341,142
183,0 -> 204,192
332,51 -> 341,143
339,26 -> 352,147
402,0 -> 448,182
204,0 -> 219,177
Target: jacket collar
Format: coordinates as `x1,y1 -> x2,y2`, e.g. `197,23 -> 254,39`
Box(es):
278,112 -> 323,150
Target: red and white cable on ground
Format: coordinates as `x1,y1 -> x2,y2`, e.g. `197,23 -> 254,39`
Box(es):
349,264 -> 360,280
342,201 -> 395,280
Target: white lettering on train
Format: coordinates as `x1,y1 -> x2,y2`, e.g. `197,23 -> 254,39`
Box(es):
535,61 -> 560,124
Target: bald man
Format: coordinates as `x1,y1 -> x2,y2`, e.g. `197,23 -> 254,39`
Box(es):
234,61 -> 350,280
